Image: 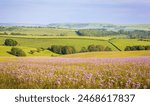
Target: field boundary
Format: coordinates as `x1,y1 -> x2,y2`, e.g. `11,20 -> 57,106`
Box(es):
108,40 -> 122,51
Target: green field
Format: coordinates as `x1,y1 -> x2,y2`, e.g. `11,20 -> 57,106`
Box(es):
0,27 -> 78,36
0,35 -> 150,56
62,50 -> 150,58
0,46 -> 59,57
0,35 -> 118,52
110,38 -> 150,51
0,26 -> 150,57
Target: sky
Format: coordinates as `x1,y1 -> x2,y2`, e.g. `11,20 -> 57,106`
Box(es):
0,0 -> 150,24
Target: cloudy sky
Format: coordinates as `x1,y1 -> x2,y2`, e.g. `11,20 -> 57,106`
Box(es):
0,0 -> 149,24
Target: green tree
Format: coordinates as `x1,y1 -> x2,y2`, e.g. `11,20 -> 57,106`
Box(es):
124,46 -> 131,51
61,46 -> 76,54
10,47 -> 26,56
104,46 -> 112,51
80,47 -> 88,52
4,39 -> 18,46
88,45 -> 97,52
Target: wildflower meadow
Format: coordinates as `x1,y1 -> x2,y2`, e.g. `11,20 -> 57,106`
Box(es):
0,57 -> 149,89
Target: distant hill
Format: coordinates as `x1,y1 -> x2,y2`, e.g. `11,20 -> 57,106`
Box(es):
0,23 -> 150,31
47,23 -> 150,31
0,23 -> 45,27
47,23 -> 127,30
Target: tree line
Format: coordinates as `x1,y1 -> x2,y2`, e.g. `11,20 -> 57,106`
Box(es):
125,45 -> 150,51
77,29 -> 150,38
48,45 -> 112,54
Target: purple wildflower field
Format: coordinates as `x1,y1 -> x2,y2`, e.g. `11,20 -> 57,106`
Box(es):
0,57 -> 150,89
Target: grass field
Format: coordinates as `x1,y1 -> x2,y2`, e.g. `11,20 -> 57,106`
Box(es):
62,51 -> 150,58
0,46 -> 59,57
110,38 -> 150,51
1,27 -> 78,36
0,36 -> 118,52
0,35 -> 150,56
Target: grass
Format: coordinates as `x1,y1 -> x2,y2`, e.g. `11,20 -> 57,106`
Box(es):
0,46 -> 59,57
0,46 -> 15,56
110,38 -> 150,51
0,36 -> 118,52
62,50 -> 150,58
1,27 -> 78,36
0,35 -> 116,40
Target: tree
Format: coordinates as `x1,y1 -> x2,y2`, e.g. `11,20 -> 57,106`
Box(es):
80,47 -> 88,52
138,46 -> 145,50
61,46 -> 76,54
10,47 -> 26,56
48,45 -> 76,54
96,45 -> 104,51
124,46 -> 131,51
88,45 -> 97,52
104,46 -> 112,51
50,45 -> 63,54
4,39 -> 18,46
130,46 -> 137,51
145,46 -> 150,50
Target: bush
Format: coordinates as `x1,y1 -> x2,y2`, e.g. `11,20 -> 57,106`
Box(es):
138,46 -> 145,50
96,45 -> 105,51
10,32 -> 26,35
4,39 -> 18,46
10,47 -> 26,56
87,45 -> 111,52
80,47 -> 88,52
48,45 -> 76,54
130,46 -> 137,51
124,45 -> 150,51
61,46 -> 76,54
104,46 -> 112,51
50,45 -> 63,54
88,45 -> 97,52
145,46 -> 150,50
29,50 -> 37,54
124,46 -> 131,51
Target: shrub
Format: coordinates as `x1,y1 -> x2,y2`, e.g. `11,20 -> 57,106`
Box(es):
145,46 -> 150,50
4,39 -> 18,46
10,47 -> 26,56
29,50 -> 37,54
10,32 -> 26,35
61,46 -> 76,54
80,47 -> 88,52
130,46 -> 137,51
138,46 -> 145,50
96,45 -> 105,51
50,45 -> 63,54
88,45 -> 97,52
124,46 -> 131,51
104,46 -> 112,51
48,45 -> 76,54
124,45 -> 150,51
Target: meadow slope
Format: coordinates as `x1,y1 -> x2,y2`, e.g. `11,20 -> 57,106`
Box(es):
0,57 -> 149,89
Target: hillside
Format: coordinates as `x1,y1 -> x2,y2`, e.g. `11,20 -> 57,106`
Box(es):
47,23 -> 150,31
62,51 -> 150,58
1,23 -> 150,31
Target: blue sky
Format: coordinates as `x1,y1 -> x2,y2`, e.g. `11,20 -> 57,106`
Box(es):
0,0 -> 150,24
